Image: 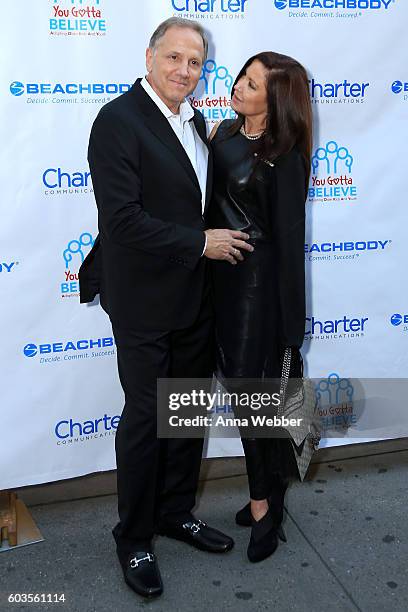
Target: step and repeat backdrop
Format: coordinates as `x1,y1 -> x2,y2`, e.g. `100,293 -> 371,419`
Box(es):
1,0 -> 407,489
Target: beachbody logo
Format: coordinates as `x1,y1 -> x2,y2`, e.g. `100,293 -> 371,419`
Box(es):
55,413 -> 120,446
190,60 -> 236,125
61,232 -> 94,298
171,0 -> 249,19
390,313 -> 408,332
43,167 -> 92,196
23,336 -> 115,364
0,262 -> 19,273
391,80 -> 408,102
309,79 -> 369,104
9,81 -> 130,105
274,0 -> 395,20
309,141 -> 357,203
305,239 -> 391,262
49,0 -> 106,37
305,315 -> 368,341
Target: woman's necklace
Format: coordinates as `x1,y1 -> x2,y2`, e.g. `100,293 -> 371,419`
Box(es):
240,123 -> 264,140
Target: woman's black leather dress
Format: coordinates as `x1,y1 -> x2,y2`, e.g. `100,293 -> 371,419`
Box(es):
209,120 -> 306,491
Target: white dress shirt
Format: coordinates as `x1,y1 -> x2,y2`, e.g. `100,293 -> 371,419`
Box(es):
141,77 -> 208,211
141,77 -> 208,255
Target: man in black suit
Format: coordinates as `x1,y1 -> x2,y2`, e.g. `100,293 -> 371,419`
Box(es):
79,17 -> 252,599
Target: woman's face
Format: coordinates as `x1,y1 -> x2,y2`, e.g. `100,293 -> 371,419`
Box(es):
231,59 -> 269,119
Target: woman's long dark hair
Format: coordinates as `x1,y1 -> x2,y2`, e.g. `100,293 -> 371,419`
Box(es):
229,51 -> 312,186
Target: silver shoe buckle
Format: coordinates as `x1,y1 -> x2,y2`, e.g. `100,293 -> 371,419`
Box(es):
183,519 -> 206,534
130,553 -> 154,569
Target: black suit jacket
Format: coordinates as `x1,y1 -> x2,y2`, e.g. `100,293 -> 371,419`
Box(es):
79,79 -> 213,331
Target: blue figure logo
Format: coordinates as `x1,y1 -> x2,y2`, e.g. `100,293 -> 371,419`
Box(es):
63,232 -> 94,269
10,81 -> 24,96
390,313 -> 402,326
199,60 -> 234,95
275,0 -> 288,9
391,80 -> 403,94
311,141 -> 353,175
316,372 -> 354,408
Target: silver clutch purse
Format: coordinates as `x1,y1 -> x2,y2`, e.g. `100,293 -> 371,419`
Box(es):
277,348 -> 321,481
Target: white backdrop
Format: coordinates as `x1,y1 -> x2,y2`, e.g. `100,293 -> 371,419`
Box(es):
1,0 -> 407,489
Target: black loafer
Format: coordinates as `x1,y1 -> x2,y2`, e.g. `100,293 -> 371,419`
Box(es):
236,501 -> 287,542
121,551 -> 163,599
157,518 -> 234,553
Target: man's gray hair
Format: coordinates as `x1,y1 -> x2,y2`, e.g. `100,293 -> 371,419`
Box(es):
149,17 -> 208,61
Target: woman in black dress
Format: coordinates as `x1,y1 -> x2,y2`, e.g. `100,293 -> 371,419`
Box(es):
208,52 -> 312,562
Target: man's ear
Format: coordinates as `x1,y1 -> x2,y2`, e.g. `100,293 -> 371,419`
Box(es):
146,47 -> 153,73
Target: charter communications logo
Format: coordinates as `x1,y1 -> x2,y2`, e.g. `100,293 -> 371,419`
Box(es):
43,167 -> 92,195
171,0 -> 249,18
305,315 -> 368,340
55,413 -> 120,445
309,79 -> 369,104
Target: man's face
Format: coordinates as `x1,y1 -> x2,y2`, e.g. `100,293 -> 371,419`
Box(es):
146,26 -> 205,111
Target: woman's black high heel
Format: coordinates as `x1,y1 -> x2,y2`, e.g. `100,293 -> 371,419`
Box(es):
236,472 -> 289,542
235,501 -> 252,526
235,501 -> 287,542
247,507 -> 278,563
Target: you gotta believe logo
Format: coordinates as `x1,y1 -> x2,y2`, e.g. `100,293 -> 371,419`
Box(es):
274,0 -> 395,20
43,167 -> 92,196
61,232 -> 94,298
189,60 -> 236,125
308,141 -> 357,203
315,373 -> 356,433
49,0 -> 107,37
171,0 -> 249,19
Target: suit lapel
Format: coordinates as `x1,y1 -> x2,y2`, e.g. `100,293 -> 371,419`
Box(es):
192,111 -> 213,214
130,80 -> 201,196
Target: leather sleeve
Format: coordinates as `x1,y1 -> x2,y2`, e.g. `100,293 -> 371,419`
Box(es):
273,148 -> 307,349
88,107 -> 206,271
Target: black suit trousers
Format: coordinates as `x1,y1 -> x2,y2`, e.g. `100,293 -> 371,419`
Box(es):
111,283 -> 214,554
